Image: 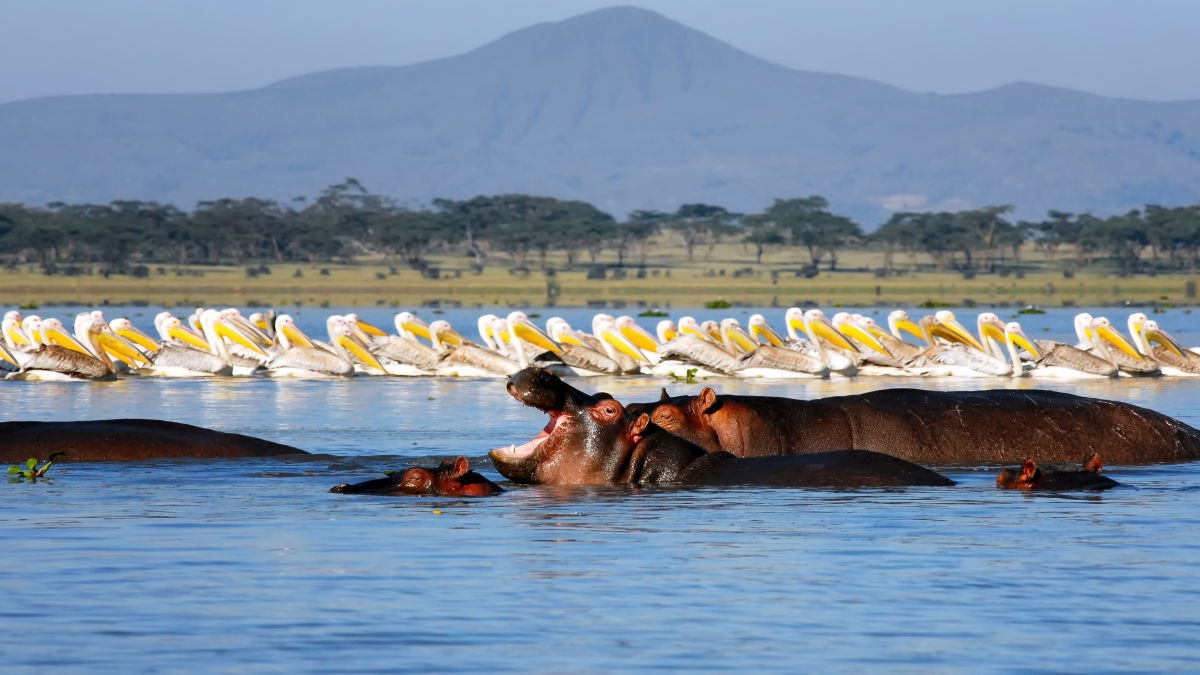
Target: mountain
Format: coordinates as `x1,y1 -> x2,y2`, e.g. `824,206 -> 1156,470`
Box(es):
2,6 -> 1200,225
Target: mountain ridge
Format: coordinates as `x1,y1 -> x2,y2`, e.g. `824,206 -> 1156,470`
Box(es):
2,5 -> 1199,224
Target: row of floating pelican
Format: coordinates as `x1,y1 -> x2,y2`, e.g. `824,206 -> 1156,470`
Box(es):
2,306 -> 1199,381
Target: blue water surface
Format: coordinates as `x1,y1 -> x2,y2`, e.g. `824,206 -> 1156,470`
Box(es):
3,305 -> 1200,673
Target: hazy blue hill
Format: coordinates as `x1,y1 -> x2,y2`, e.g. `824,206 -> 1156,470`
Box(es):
2,5 -> 1199,224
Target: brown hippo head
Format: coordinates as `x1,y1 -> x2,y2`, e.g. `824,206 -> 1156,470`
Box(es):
996,453 -> 1118,491
648,386 -> 724,453
330,456 -> 503,496
490,367 -> 652,485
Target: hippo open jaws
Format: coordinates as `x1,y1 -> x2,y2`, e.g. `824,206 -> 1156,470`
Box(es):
490,368 -> 952,487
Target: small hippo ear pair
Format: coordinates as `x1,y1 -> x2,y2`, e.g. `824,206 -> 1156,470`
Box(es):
437,456 -> 471,480
1082,453 -> 1103,473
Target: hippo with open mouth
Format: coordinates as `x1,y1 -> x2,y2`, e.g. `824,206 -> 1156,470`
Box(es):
490,368 -> 952,487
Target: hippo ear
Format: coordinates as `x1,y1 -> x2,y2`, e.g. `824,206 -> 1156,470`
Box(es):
660,387 -> 670,401
1019,459 -> 1038,483
450,456 -> 470,480
1082,453 -> 1103,473
995,469 -> 1017,489
699,387 -> 718,413
589,398 -> 624,424
630,413 -> 650,439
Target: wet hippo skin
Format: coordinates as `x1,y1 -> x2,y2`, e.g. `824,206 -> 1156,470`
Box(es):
330,457 -> 504,496
639,386 -> 1200,465
0,419 -> 308,463
490,368 -> 952,487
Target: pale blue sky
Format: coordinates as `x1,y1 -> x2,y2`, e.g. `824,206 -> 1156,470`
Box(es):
3,0 -> 1198,104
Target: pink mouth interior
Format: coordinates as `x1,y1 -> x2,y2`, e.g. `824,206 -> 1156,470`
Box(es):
494,411 -> 561,459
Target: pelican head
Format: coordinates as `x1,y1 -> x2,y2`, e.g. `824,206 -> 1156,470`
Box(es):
677,316 -> 710,342
1140,319 -> 1187,358
595,315 -> 647,362
330,316 -> 385,372
616,316 -> 659,352
804,309 -> 857,352
1090,317 -> 1143,360
887,310 -> 925,342
719,318 -> 758,354
507,311 -> 561,353
110,317 -> 161,353
274,314 -> 315,350
832,312 -> 891,357
656,319 -> 679,343
934,310 -> 985,351
747,314 -> 784,346
1003,321 -> 1041,359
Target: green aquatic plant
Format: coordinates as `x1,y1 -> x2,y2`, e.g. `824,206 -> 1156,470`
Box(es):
671,368 -> 699,384
638,309 -> 669,317
8,452 -> 65,482
1018,306 -> 1046,315
705,299 -> 732,309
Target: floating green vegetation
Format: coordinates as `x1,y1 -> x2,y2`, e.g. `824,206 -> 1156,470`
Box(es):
672,368 -> 699,384
8,452 -> 65,482
705,299 -> 732,309
18,301 -> 38,310
638,309 -> 669,317
1018,306 -> 1046,315
918,299 -> 955,308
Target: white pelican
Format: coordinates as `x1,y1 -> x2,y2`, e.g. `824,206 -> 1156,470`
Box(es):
1091,316 -> 1157,376
733,309 -> 847,378
5,315 -> 143,381
266,314 -> 380,378
135,311 -> 265,377
544,318 -> 630,375
366,314 -> 440,375
908,315 -> 1013,377
1127,314 -> 1199,375
428,319 -> 519,377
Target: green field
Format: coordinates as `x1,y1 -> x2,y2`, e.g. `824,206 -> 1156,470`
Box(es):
6,239 -> 1198,308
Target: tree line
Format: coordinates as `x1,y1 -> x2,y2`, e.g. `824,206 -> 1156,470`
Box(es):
2,178 -> 1199,276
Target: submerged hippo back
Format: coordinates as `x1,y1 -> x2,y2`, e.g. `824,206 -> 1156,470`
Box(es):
794,388 -> 1200,464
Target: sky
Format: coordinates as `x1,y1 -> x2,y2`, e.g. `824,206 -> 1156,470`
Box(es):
3,0 -> 1199,104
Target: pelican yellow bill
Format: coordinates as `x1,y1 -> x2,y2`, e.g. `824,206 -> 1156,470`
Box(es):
809,317 -> 858,352
620,322 -> 660,352
750,323 -> 784,346
356,319 -> 388,337
45,326 -> 92,356
1145,325 -> 1187,358
218,322 -> 271,358
168,324 -> 212,351
512,321 -> 562,353
1096,324 -> 1143,360
339,333 -> 385,372
839,322 -> 892,357
117,325 -> 162,353
603,329 -> 648,362
724,324 -> 759,353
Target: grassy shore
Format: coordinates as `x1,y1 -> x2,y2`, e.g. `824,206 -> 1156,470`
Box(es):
6,241 -> 1198,308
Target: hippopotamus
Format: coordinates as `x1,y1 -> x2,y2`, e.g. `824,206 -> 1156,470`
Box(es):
996,454 -> 1120,491
489,368 -> 952,487
330,457 -> 504,497
0,419 -> 308,463
639,386 -> 1200,465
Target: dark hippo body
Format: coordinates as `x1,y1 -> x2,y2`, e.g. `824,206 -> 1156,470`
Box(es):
330,457 -> 504,497
0,419 -> 308,463
640,386 -> 1200,465
489,368 -> 952,487
996,454 -> 1120,491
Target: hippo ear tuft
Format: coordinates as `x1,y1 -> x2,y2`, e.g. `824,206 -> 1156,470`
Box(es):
660,387 -> 670,401
589,398 -> 624,423
451,456 -> 470,479
1082,453 -> 1103,473
699,387 -> 718,413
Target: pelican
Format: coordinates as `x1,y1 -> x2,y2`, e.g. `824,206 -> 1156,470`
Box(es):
135,311 -> 265,377
908,315 -> 1013,377
6,315 -> 143,381
366,314 -> 441,375
1024,316 -> 1141,378
544,317 -> 630,375
428,319 -> 519,377
1091,316 -> 1157,376
1127,314 -> 1199,375
735,310 -> 854,378
857,313 -> 924,365
266,315 -> 380,377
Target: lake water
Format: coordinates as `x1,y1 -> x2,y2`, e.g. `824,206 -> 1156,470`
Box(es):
4,305 -> 1200,672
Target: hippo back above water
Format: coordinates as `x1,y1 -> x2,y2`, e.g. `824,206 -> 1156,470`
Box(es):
641,386 -> 1200,465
